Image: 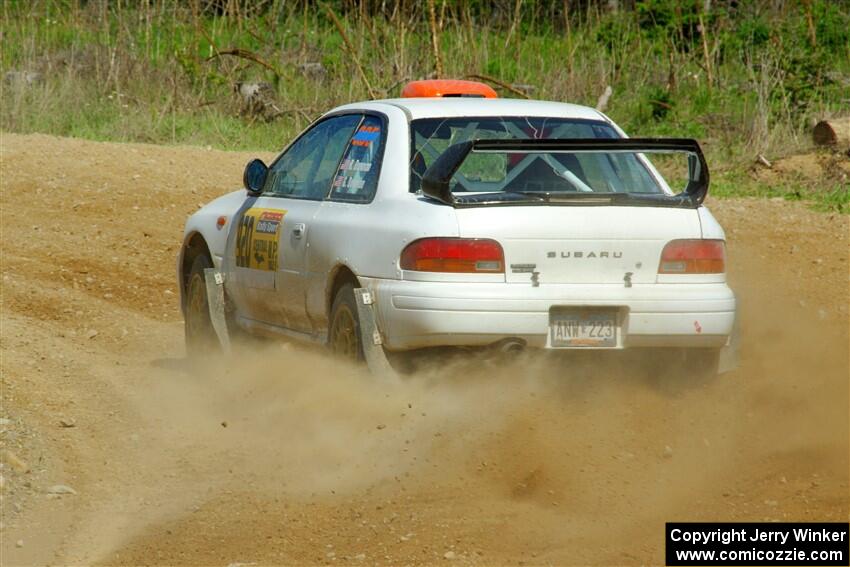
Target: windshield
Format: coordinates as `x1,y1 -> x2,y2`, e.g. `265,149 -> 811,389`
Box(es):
410,117 -> 664,195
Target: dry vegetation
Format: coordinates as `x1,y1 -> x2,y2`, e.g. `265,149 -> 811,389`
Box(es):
1,0 -> 849,208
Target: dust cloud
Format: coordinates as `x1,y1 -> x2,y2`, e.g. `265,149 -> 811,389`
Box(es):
107,242 -> 847,565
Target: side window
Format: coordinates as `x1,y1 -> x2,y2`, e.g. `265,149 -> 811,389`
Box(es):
265,114 -> 361,200
329,115 -> 384,203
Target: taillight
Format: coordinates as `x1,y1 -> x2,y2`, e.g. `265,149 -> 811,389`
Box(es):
659,239 -> 726,274
400,238 -> 504,273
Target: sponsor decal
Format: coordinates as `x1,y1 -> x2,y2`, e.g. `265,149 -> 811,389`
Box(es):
255,210 -> 283,235
332,175 -> 366,190
235,207 -> 286,271
351,125 -> 380,147
338,158 -> 372,172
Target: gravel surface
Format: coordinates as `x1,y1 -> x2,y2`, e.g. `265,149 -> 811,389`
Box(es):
1,133 -> 847,566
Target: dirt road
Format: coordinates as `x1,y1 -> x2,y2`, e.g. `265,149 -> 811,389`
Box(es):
1,133 -> 848,566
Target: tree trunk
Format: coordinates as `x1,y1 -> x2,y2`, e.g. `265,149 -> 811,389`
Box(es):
813,118 -> 850,146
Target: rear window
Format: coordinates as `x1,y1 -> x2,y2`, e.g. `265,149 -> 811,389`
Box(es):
409,117 -> 663,195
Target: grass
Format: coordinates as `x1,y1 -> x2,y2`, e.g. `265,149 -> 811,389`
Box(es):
1,0 -> 848,210
712,166 -> 850,214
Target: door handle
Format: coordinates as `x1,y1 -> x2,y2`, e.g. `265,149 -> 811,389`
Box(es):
292,223 -> 306,239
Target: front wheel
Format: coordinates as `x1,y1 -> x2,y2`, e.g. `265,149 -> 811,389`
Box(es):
184,254 -> 219,356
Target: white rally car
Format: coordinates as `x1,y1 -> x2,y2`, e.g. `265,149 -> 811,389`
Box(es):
178,79 -> 736,377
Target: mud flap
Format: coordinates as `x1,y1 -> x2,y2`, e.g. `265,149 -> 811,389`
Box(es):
718,312 -> 740,374
204,268 -> 232,354
353,288 -> 398,382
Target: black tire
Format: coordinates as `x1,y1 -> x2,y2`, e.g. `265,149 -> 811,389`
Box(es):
328,283 -> 417,374
328,283 -> 364,361
184,254 -> 219,356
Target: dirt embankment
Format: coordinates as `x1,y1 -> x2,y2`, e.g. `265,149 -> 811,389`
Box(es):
1,133 -> 848,566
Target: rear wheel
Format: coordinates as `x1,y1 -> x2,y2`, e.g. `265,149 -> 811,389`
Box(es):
328,283 -> 418,374
328,283 -> 363,362
184,254 -> 219,356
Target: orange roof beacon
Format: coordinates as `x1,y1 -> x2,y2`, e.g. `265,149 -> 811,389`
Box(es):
401,79 -> 498,99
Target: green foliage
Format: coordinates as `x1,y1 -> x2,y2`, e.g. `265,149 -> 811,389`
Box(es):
776,49 -> 831,115
813,0 -> 850,51
646,86 -> 674,121
595,16 -> 638,53
1,0 -> 848,211
711,169 -> 850,214
636,0 -> 702,51
733,16 -> 771,51
813,186 -> 850,214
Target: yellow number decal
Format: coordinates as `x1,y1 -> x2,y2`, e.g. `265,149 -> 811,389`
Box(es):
235,208 -> 286,271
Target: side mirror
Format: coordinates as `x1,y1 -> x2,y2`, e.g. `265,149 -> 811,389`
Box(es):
243,159 -> 268,195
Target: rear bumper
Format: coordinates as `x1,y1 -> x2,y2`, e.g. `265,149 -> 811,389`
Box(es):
360,277 -> 736,351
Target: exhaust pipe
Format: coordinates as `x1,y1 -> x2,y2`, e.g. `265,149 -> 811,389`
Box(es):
495,338 -> 526,355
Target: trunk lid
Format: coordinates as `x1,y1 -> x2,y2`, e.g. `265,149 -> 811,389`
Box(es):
455,206 -> 703,284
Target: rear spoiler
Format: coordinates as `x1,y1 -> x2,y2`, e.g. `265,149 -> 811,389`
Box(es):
420,138 -> 709,208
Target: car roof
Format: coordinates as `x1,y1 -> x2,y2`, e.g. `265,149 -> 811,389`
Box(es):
330,97 -> 608,122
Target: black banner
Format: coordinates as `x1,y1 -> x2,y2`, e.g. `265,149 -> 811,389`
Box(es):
666,523 -> 849,566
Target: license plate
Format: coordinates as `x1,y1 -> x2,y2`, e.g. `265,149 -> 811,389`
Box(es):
549,309 -> 618,348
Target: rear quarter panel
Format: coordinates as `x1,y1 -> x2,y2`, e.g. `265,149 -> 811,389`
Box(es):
307,197 -> 460,326
697,205 -> 727,239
